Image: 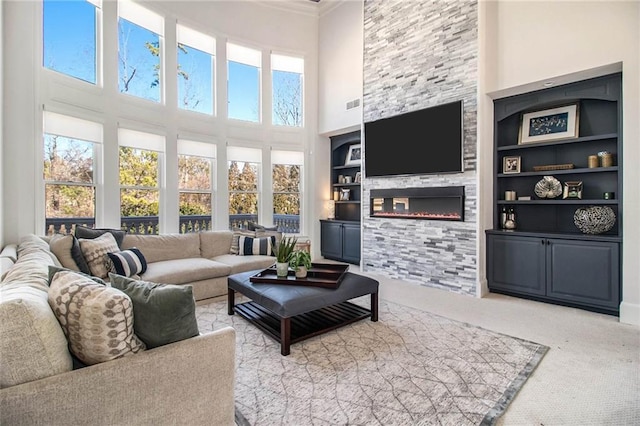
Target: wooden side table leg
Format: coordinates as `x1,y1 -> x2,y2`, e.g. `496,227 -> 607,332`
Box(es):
227,288 -> 235,315
280,317 -> 291,356
371,292 -> 379,322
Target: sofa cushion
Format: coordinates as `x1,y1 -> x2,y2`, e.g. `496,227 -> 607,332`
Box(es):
212,254 -> 276,275
2,236 -> 56,291
109,274 -> 199,349
238,235 -> 275,256
75,226 -> 126,248
49,233 -> 91,275
107,248 -> 147,277
0,283 -> 73,388
139,258 -> 231,285
0,243 -> 18,262
48,269 -> 146,365
121,233 -> 201,263
78,232 -> 120,279
199,230 -> 234,259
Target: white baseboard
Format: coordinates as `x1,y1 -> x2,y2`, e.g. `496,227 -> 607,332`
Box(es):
619,301 -> 640,326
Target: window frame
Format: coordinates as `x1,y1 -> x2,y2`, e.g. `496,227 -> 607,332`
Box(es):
177,139 -> 217,233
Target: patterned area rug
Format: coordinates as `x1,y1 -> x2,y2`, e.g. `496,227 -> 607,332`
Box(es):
196,297 -> 548,426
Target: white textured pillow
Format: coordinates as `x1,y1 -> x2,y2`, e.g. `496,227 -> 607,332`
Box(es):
48,269 -> 146,365
79,232 -> 119,278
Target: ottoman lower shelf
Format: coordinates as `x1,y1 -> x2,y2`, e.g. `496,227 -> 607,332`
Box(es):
233,300 -> 372,355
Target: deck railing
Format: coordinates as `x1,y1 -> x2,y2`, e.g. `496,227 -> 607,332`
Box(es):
45,214 -> 300,236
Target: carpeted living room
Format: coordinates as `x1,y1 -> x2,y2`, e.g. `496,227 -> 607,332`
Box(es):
1,1 -> 639,425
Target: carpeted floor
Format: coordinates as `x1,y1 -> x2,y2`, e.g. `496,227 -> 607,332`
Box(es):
196,296 -> 548,426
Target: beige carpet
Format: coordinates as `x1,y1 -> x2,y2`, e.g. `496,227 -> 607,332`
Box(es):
197,296 -> 547,425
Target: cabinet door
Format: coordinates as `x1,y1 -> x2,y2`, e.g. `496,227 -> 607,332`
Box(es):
546,239 -> 620,310
341,223 -> 361,264
487,234 -> 546,296
320,221 -> 343,260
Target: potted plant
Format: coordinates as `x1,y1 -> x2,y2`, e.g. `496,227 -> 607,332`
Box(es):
289,249 -> 312,278
272,236 -> 297,277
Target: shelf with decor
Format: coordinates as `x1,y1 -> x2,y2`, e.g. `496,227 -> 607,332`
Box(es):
487,72 -> 622,315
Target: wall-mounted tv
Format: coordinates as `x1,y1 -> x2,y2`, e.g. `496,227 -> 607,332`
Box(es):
364,100 -> 464,177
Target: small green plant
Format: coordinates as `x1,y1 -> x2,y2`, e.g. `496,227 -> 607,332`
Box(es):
289,249 -> 312,270
272,236 -> 298,263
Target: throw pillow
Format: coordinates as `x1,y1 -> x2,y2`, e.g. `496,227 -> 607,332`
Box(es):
230,229 -> 257,255
107,248 -> 147,277
238,235 -> 276,256
75,226 -> 126,249
78,232 -> 119,279
49,233 -> 92,275
248,222 -> 279,231
109,273 -> 199,349
48,269 -> 146,365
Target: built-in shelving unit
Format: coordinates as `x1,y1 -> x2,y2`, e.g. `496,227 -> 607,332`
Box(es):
321,130 -> 361,265
486,73 -> 622,315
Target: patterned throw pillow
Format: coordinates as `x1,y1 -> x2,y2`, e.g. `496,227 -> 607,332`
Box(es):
107,248 -> 147,277
78,232 -> 119,278
238,235 -> 276,256
230,229 -> 257,255
109,274 -> 199,349
48,269 -> 146,365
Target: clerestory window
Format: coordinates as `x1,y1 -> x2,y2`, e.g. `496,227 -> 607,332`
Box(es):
177,24 -> 215,115
227,43 -> 261,123
271,54 -> 304,127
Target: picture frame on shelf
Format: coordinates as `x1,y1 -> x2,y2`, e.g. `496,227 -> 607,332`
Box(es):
503,156 -> 521,174
519,103 -> 579,144
563,181 -> 583,199
344,144 -> 361,166
354,171 -> 362,183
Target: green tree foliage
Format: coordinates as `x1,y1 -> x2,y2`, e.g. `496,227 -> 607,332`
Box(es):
273,164 -> 300,215
228,161 -> 258,215
119,147 -> 159,217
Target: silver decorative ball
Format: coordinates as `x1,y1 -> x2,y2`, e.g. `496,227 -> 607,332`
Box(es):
573,206 -> 616,234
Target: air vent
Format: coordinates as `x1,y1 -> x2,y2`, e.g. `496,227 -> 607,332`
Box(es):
346,99 -> 361,110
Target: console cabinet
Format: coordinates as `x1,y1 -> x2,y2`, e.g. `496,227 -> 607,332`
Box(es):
487,73 -> 622,315
487,233 -> 620,313
320,130 -> 361,265
320,220 -> 361,265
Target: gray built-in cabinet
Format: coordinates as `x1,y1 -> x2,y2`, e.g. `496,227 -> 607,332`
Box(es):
486,73 -> 622,315
320,130 -> 361,265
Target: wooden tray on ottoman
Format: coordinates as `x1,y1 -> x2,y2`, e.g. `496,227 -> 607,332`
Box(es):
249,263 -> 349,288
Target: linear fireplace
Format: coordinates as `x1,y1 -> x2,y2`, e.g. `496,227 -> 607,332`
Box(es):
370,186 -> 465,221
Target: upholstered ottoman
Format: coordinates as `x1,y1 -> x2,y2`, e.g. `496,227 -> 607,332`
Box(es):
228,270 -> 379,355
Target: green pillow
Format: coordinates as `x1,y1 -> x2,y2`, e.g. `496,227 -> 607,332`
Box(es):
108,273 -> 199,349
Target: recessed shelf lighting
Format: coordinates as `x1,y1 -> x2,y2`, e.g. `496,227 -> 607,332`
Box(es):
543,81 -> 555,87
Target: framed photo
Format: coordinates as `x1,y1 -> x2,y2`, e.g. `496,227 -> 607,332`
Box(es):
340,188 -> 351,201
562,181 -> 583,199
354,171 -> 362,183
519,104 -> 579,145
503,156 -> 521,174
345,144 -> 362,166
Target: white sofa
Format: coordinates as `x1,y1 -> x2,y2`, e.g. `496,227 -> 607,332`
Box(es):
0,230 -> 279,424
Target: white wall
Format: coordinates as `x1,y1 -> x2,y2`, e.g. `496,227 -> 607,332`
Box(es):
0,0 -> 4,248
2,0 -> 323,256
318,0 -> 363,136
483,0 -> 640,325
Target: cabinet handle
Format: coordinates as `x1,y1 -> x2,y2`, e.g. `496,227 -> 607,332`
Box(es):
541,240 -> 545,245
547,240 -> 551,246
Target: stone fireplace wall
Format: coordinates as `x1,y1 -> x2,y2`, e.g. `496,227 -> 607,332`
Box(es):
362,0 -> 478,294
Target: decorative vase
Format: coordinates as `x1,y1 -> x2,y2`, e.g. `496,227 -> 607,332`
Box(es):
573,206 -> 616,234
276,262 -> 289,277
294,266 -> 307,279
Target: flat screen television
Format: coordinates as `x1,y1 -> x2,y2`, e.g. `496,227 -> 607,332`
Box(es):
364,100 -> 463,177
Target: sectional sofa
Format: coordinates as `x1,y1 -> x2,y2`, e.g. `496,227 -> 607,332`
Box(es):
0,229 -> 280,424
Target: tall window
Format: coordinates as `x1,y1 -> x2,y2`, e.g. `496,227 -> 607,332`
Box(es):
228,146 -> 261,229
227,43 -> 261,122
43,0 -> 100,84
177,24 -> 215,115
272,150 -> 303,233
272,54 -> 303,127
178,139 -> 216,233
118,0 -> 164,103
43,112 -> 102,235
118,128 -> 164,234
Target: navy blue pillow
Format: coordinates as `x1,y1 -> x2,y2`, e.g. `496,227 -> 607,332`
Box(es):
107,248 -> 147,277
